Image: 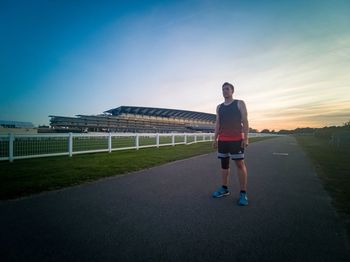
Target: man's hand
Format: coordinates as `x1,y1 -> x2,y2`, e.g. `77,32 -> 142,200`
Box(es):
241,139 -> 249,148
212,140 -> 218,149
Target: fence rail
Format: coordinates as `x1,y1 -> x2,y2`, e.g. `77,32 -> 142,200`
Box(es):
0,132 -> 281,162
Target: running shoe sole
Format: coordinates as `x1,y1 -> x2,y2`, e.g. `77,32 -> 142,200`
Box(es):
213,192 -> 230,198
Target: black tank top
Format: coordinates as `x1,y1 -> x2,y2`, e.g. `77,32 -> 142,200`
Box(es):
218,100 -> 244,141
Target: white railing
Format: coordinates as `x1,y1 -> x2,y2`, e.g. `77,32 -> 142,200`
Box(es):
0,132 -> 212,162
0,132 -> 283,162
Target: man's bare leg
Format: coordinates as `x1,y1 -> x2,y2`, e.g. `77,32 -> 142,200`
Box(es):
235,160 -> 247,191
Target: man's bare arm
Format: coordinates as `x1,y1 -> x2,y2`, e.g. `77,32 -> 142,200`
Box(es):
240,100 -> 249,141
213,105 -> 220,148
214,105 -> 220,141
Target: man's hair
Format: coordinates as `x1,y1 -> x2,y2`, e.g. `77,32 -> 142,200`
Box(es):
222,82 -> 234,91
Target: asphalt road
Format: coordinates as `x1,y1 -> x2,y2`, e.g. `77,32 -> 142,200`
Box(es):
1,135 -> 349,262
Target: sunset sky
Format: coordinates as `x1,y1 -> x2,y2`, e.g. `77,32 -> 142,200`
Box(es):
1,0 -> 349,131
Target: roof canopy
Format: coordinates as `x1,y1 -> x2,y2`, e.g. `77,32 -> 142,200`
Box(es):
104,106 -> 216,122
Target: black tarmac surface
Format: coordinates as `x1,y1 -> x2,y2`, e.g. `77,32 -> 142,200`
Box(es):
1,136 -> 349,261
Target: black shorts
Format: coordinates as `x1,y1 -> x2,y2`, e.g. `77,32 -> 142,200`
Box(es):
217,140 -> 244,160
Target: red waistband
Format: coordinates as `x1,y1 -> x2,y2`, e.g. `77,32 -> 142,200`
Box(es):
218,134 -> 244,141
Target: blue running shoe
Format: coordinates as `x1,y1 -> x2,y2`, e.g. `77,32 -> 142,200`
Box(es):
238,192 -> 248,206
212,186 -> 230,198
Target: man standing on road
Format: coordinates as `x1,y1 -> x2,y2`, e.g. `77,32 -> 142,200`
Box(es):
212,82 -> 249,206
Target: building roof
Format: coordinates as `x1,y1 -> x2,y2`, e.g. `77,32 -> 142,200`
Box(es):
0,120 -> 35,128
104,106 -> 216,122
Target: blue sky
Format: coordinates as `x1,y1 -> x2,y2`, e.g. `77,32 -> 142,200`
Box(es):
1,0 -> 349,131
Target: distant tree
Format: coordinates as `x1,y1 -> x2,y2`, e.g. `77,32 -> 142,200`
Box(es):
249,127 -> 258,133
278,129 -> 292,134
293,127 -> 316,134
261,129 -> 270,133
343,120 -> 350,127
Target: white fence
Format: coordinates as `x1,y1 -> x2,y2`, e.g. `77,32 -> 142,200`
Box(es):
0,132 -> 281,162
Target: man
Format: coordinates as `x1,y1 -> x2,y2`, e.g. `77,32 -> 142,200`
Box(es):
212,82 -> 249,206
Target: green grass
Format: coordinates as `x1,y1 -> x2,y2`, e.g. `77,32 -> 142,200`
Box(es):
0,136 -> 275,200
294,134 -> 350,238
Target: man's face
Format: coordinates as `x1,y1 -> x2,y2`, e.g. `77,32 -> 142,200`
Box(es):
222,85 -> 233,98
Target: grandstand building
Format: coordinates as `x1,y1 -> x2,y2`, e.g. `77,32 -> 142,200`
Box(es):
49,106 -> 216,133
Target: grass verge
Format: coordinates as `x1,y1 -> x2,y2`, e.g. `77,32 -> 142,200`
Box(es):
294,134 -> 350,239
0,136 -> 275,200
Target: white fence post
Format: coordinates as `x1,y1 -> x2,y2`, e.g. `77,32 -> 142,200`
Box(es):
136,134 -> 139,150
172,134 -> 175,146
9,133 -> 14,162
156,133 -> 159,148
68,132 -> 73,157
108,132 -> 112,153
184,134 -> 187,144
203,134 -> 205,141
194,134 -> 197,143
